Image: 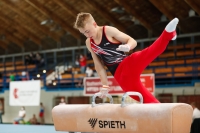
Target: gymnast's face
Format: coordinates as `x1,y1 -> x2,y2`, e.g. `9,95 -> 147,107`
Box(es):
79,22 -> 97,39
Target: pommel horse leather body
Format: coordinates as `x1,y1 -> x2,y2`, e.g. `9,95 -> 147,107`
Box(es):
52,103 -> 192,133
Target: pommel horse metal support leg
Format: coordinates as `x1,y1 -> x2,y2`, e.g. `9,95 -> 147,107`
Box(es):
52,92 -> 193,133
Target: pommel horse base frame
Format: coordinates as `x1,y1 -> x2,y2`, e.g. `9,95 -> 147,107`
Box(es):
52,92 -> 193,133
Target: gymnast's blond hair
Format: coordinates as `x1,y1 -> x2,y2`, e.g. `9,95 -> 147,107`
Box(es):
74,12 -> 95,29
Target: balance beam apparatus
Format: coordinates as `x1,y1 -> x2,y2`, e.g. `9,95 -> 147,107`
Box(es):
52,92 -> 193,133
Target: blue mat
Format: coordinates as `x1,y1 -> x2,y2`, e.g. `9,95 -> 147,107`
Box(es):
0,124 -> 66,133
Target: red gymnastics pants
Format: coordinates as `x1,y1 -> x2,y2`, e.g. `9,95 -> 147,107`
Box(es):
114,30 -> 176,103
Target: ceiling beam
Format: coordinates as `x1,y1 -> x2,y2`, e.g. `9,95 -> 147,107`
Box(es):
149,0 -> 175,19
54,0 -> 79,17
0,24 -> 24,48
25,0 -> 80,39
83,0 -> 125,32
149,0 -> 190,33
185,0 -> 200,15
0,14 -> 41,46
0,41 -> 8,50
0,21 -> 25,48
0,5 -> 44,44
0,12 -> 41,46
114,0 -> 152,30
14,25 -> 41,46
1,0 -> 60,41
0,31 -> 9,50
0,28 -> 24,48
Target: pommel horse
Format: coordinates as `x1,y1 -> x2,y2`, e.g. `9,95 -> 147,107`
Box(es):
52,92 -> 193,133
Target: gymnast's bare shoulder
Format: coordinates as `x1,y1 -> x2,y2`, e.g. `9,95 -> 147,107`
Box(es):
104,26 -> 136,48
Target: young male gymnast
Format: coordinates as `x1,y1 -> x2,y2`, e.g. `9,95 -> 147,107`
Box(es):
74,12 -> 178,103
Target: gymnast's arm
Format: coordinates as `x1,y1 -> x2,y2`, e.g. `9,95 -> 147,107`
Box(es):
85,39 -> 109,87
105,26 -> 137,51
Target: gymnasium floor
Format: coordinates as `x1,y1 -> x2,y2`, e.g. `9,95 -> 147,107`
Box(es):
0,124 -> 67,133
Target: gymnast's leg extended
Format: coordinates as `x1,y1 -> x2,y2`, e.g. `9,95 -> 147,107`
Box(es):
114,18 -> 179,103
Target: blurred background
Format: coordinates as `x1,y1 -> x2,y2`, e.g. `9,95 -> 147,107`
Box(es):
0,0 -> 199,127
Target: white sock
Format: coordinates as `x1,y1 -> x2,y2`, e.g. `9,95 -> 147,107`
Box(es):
171,35 -> 177,40
165,18 -> 179,32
